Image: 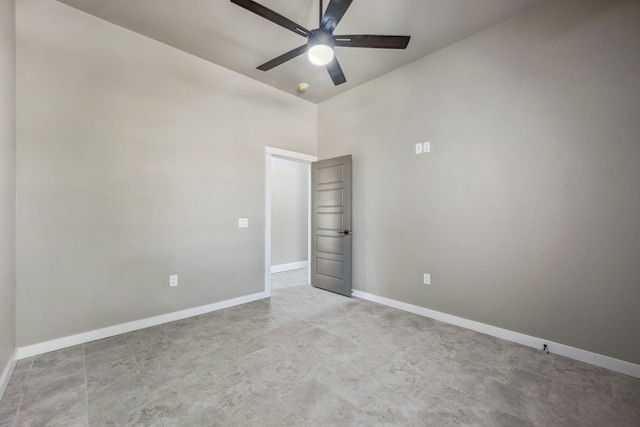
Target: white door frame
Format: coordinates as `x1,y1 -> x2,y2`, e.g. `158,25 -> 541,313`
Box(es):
265,147 -> 318,296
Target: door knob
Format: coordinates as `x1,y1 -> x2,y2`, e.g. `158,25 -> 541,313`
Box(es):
340,230 -> 352,236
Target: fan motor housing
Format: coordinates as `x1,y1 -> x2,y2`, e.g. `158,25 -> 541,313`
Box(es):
308,29 -> 336,48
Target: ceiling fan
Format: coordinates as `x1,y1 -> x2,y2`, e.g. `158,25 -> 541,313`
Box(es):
230,0 -> 411,86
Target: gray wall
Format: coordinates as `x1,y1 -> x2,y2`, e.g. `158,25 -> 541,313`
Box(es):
318,0 -> 640,364
0,0 -> 16,373
15,0 -> 316,346
271,157 -> 308,267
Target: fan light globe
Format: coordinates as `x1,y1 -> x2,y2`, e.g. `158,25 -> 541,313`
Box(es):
308,44 -> 334,65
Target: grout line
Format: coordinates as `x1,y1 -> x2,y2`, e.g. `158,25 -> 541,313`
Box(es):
125,336 -> 161,425
83,344 -> 89,427
11,357 -> 33,426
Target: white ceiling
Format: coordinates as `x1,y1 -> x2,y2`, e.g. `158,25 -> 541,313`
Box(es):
57,0 -> 546,104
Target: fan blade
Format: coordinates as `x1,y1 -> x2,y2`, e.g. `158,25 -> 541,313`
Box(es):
334,35 -> 411,49
257,45 -> 308,71
321,0 -> 353,33
230,0 -> 311,37
326,56 -> 347,86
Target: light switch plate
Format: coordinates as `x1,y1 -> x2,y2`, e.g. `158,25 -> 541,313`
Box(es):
415,143 -> 423,154
169,274 -> 178,287
238,218 -> 249,228
423,273 -> 431,285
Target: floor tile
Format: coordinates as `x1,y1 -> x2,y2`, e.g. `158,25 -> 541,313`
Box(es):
2,268 -> 639,426
547,380 -> 640,426
0,414 -> 16,427
0,387 -> 22,417
84,344 -> 132,369
28,348 -> 84,384
145,370 -> 207,403
87,376 -> 158,426
84,335 -> 128,356
17,383 -> 87,427
87,376 -> 151,413
86,357 -> 140,391
21,371 -> 86,412
154,392 -> 228,427
88,401 -> 160,427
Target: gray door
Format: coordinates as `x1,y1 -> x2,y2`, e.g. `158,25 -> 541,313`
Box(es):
311,155 -> 352,296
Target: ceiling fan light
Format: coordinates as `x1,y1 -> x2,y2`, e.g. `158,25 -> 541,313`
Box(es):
308,44 -> 334,66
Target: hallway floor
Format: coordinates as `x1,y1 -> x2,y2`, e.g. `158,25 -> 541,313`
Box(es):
271,267 -> 309,290
1,270 -> 639,426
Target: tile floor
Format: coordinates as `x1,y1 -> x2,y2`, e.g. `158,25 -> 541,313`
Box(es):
271,268 -> 309,290
1,269 -> 639,426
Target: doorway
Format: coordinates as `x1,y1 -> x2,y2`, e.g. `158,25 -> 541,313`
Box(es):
265,147 -> 318,295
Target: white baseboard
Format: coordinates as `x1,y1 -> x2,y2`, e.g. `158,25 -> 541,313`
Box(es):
270,261 -> 308,274
15,291 -> 269,360
0,349 -> 18,401
352,290 -> 640,379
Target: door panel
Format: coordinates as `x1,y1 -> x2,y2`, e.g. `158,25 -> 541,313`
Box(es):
317,164 -> 344,183
311,155 -> 352,296
316,213 -> 343,230
317,258 -> 343,279
317,188 -> 343,206
316,235 -> 343,254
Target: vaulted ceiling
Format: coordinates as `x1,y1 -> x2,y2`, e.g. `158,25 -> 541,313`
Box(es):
57,0 -> 546,103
